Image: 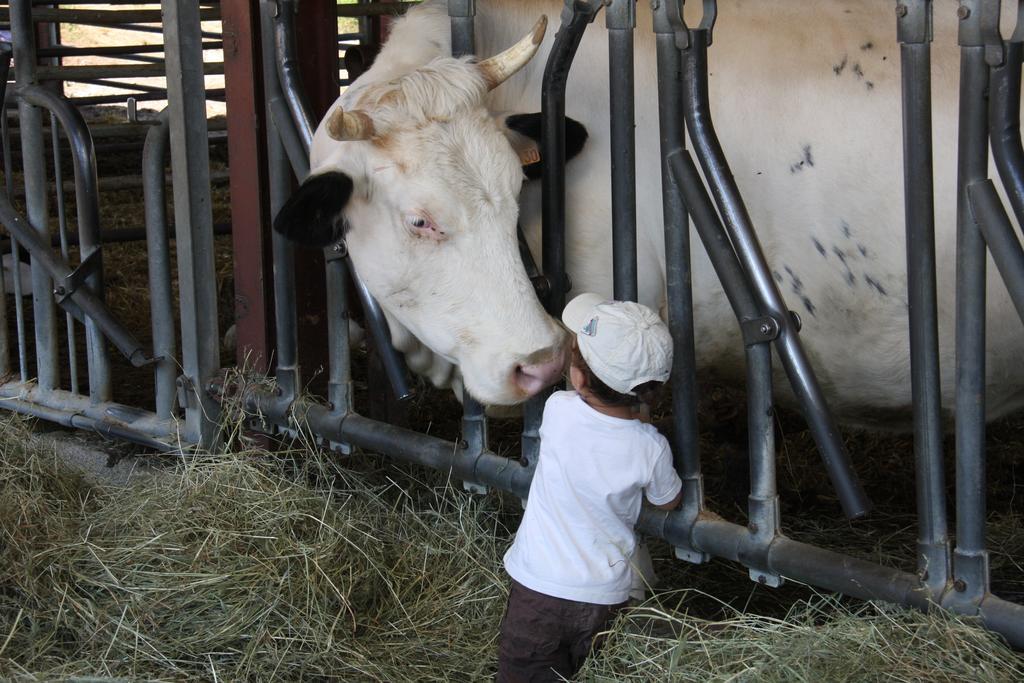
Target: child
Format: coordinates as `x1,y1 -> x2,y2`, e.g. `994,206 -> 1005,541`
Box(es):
497,293 -> 684,682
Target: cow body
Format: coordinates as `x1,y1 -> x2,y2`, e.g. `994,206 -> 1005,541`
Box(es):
297,0 -> 1024,426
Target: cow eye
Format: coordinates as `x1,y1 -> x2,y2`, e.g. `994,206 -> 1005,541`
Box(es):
410,217 -> 426,228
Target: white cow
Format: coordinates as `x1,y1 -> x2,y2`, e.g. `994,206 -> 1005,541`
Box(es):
275,0 -> 1024,426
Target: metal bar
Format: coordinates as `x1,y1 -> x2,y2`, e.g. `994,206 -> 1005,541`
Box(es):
897,0 -> 949,592
0,383 -> 180,450
35,42 -> 222,59
682,28 -> 870,519
607,0 -> 637,301
969,180 -> 1024,323
262,0 -> 300,410
142,112 -> 179,420
0,7 -> 221,24
653,0 -> 705,562
448,0 -> 475,58
990,40 -> 1024,227
325,247 -> 352,420
35,62 -> 226,81
0,222 -> 232,251
0,193 -> 149,366
541,0 -> 602,316
162,0 -> 222,447
50,112 -> 79,396
222,0 -> 275,373
951,6 -> 992,603
275,0 -> 316,152
1,83 -> 28,383
51,90 -> 228,107
269,96 -> 311,179
20,86 -> 112,402
11,0 -> 59,393
0,43 -> 12,378
348,256 -> 413,401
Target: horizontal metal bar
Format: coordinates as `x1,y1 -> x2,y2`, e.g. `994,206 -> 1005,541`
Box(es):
35,42 -> 221,59
337,2 -> 418,18
0,7 -> 220,24
0,383 -> 181,449
35,62 -> 225,81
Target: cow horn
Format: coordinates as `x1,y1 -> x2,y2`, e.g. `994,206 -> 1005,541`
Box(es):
325,107 -> 376,141
478,15 -> 548,91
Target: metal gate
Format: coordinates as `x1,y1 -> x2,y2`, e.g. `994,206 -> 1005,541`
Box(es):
1,0 -> 1022,649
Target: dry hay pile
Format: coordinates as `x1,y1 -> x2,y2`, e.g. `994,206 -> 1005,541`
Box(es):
1,416 -> 1023,682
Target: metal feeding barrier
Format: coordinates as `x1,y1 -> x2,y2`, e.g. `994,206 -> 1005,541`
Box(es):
0,0 -> 1021,649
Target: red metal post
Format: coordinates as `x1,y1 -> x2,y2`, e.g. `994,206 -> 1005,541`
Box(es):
221,0 -> 275,372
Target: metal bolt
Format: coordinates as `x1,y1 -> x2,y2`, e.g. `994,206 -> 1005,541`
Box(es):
333,242 -> 344,252
759,323 -> 772,336
54,286 -> 66,297
459,439 -> 469,450
748,522 -> 759,534
895,4 -> 908,18
757,574 -> 767,585
954,579 -> 967,592
957,5 -> 970,20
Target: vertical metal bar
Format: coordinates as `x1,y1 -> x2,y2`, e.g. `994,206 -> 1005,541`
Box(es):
607,0 -> 637,302
448,0 -> 476,58
0,43 -> 12,378
542,0 -> 602,317
162,0 -> 222,446
1,102 -> 28,382
950,0 -> 996,605
275,0 -> 315,152
325,247 -> 352,419
682,28 -> 870,519
262,1 -> 300,408
990,40 -> 1024,226
50,112 -> 79,395
746,340 -> 780,586
897,0 -> 949,592
448,0 -> 488,470
653,1 -> 704,560
142,112 -> 178,420
10,0 -> 59,392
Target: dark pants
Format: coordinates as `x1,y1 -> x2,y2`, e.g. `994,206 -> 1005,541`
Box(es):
496,579 -> 627,682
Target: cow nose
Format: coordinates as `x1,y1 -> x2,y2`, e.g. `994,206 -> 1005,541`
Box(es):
514,349 -> 567,397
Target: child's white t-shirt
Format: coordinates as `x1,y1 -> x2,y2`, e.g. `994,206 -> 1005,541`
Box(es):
503,390 -> 683,605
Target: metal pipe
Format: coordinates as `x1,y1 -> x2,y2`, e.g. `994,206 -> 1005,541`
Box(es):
325,247 -> 352,418
951,34 -> 991,605
347,255 -> 413,401
35,42 -> 222,59
989,40 -> 1024,227
274,0 -> 316,152
0,6 -> 221,24
0,68 -> 28,383
968,180 -> 1024,322
654,3 -> 700,497
0,384 -> 180,450
682,29 -> 870,519
35,62 -> 225,81
897,0 -> 950,592
336,2 -> 418,18
0,43 -> 11,378
21,85 -> 112,402
142,111 -> 179,420
269,96 -> 312,179
11,0 -> 59,393
607,0 -> 637,302
50,112 -> 80,396
448,0 -> 476,58
162,0 -> 222,447
0,193 -> 149,366
262,0 -> 300,410
541,0 -> 602,316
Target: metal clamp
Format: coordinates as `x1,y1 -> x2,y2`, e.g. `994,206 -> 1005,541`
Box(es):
957,0 -> 1004,66
651,0 -> 689,49
606,0 -> 635,29
740,315 -> 780,346
53,247 -> 102,304
560,0 -> 604,27
896,0 -> 933,45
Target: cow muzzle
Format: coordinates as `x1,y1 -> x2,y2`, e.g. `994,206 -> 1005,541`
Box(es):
513,346 -> 568,397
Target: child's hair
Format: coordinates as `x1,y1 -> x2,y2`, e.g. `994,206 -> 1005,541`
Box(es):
571,344 -> 663,408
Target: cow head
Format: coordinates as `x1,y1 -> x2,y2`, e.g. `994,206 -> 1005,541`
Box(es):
274,16 -> 577,405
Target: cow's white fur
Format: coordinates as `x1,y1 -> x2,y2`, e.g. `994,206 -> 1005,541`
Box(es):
310,0 -> 1024,425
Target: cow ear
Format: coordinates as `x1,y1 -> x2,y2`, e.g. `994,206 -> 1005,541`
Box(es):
499,112 -> 589,180
272,171 -> 354,248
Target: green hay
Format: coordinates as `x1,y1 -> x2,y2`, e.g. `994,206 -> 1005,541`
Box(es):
582,594 -> 1024,682
2,413 -> 1023,682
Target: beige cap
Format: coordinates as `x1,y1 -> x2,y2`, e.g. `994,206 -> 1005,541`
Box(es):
561,293 -> 673,396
